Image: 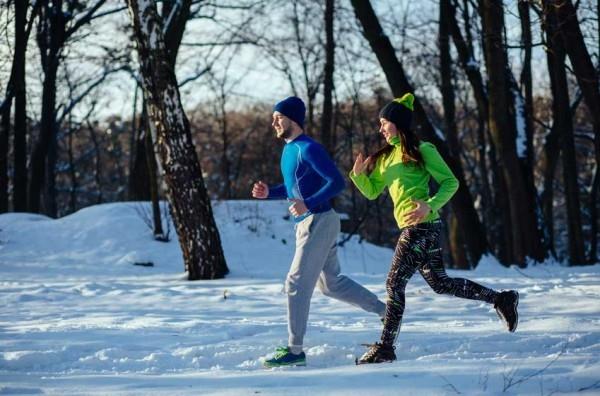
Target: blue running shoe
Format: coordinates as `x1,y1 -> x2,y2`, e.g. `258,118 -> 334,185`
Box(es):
263,346 -> 306,368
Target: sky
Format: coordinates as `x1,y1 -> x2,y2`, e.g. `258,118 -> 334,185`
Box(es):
2,0 -> 597,126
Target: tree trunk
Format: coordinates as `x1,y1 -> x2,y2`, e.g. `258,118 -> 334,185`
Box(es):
320,0 -> 335,155
220,98 -> 231,199
87,121 -> 103,204
550,0 -> 600,133
1,0 -> 31,213
126,0 -> 228,279
515,2 -> 542,248
518,0 -> 535,172
590,132 -> 600,263
481,0 -> 544,265
29,0 -> 64,214
540,120 -> 560,256
439,0 -> 469,268
543,1 -> 587,264
448,0 -> 488,125
493,157 -> 514,264
67,121 -> 77,213
593,0 -> 600,263
129,102 -> 151,201
163,0 -> 193,67
448,0 -> 500,253
560,114 -> 586,265
448,211 -> 468,268
139,0 -> 194,229
144,112 -> 165,240
547,0 -> 600,263
0,96 -> 10,213
45,121 -> 58,217
350,0 -> 488,266
28,62 -> 58,214
13,0 -> 30,212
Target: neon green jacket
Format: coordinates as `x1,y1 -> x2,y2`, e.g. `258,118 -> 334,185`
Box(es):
349,139 -> 459,229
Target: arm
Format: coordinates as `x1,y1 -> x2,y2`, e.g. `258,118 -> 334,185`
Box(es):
301,144 -> 345,210
267,183 -> 287,200
420,142 -> 459,211
349,159 -> 386,200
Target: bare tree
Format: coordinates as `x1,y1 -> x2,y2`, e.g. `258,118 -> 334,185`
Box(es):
320,0 -> 335,154
143,102 -> 166,240
126,0 -> 228,279
593,0 -> 600,263
439,0 -> 469,268
545,0 -> 600,264
447,0 -> 506,260
127,0 -> 193,238
28,0 -> 108,215
480,0 -> 545,265
0,0 -> 39,213
541,0 -> 589,264
518,1 -> 536,173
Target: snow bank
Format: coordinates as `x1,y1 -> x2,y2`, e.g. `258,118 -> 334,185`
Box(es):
1,201 -> 599,395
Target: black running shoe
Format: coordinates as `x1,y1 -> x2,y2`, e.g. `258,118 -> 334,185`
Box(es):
494,290 -> 519,332
355,342 -> 396,364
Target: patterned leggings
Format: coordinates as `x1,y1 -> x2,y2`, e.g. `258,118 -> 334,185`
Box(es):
381,220 -> 498,346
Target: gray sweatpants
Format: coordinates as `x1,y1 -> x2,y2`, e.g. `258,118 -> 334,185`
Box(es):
285,209 -> 386,349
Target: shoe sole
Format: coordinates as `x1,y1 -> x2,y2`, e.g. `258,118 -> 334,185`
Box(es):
355,357 -> 396,365
263,361 -> 306,368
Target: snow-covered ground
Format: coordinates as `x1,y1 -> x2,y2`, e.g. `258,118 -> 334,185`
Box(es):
1,201 -> 599,395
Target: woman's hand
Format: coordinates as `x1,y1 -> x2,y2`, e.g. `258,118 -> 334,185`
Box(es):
403,199 -> 431,226
352,153 -> 372,175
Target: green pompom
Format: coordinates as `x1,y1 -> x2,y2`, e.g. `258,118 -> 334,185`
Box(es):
394,93 -> 415,111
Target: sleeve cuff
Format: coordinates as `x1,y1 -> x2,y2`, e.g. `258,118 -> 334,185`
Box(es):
425,198 -> 439,213
349,169 -> 365,182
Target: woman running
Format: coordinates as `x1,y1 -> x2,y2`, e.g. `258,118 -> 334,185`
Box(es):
349,93 -> 519,364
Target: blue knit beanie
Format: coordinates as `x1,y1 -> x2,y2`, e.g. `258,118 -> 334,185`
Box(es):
273,96 -> 306,129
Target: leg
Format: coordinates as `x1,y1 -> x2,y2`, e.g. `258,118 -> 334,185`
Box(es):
286,212 -> 338,351
418,225 -> 498,304
317,213 -> 386,317
419,229 -> 519,332
380,227 -> 429,346
357,225 -> 441,364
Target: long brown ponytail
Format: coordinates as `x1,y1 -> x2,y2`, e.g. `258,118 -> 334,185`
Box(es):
367,128 -> 423,170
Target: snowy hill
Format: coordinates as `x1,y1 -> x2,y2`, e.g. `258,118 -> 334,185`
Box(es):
0,201 -> 599,395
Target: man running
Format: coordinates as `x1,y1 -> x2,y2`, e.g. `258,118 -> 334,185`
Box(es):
252,96 -> 386,368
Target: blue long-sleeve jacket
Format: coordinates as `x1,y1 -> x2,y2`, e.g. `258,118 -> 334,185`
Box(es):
268,134 -> 345,221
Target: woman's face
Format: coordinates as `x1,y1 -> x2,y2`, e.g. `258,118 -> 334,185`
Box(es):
379,118 -> 399,143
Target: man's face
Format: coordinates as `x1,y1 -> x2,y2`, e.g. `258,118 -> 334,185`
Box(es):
272,111 -> 294,139
379,118 -> 398,143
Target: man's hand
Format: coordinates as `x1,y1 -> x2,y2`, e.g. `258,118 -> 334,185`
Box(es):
252,181 -> 269,199
352,152 -> 372,175
403,199 -> 431,226
288,198 -> 308,217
